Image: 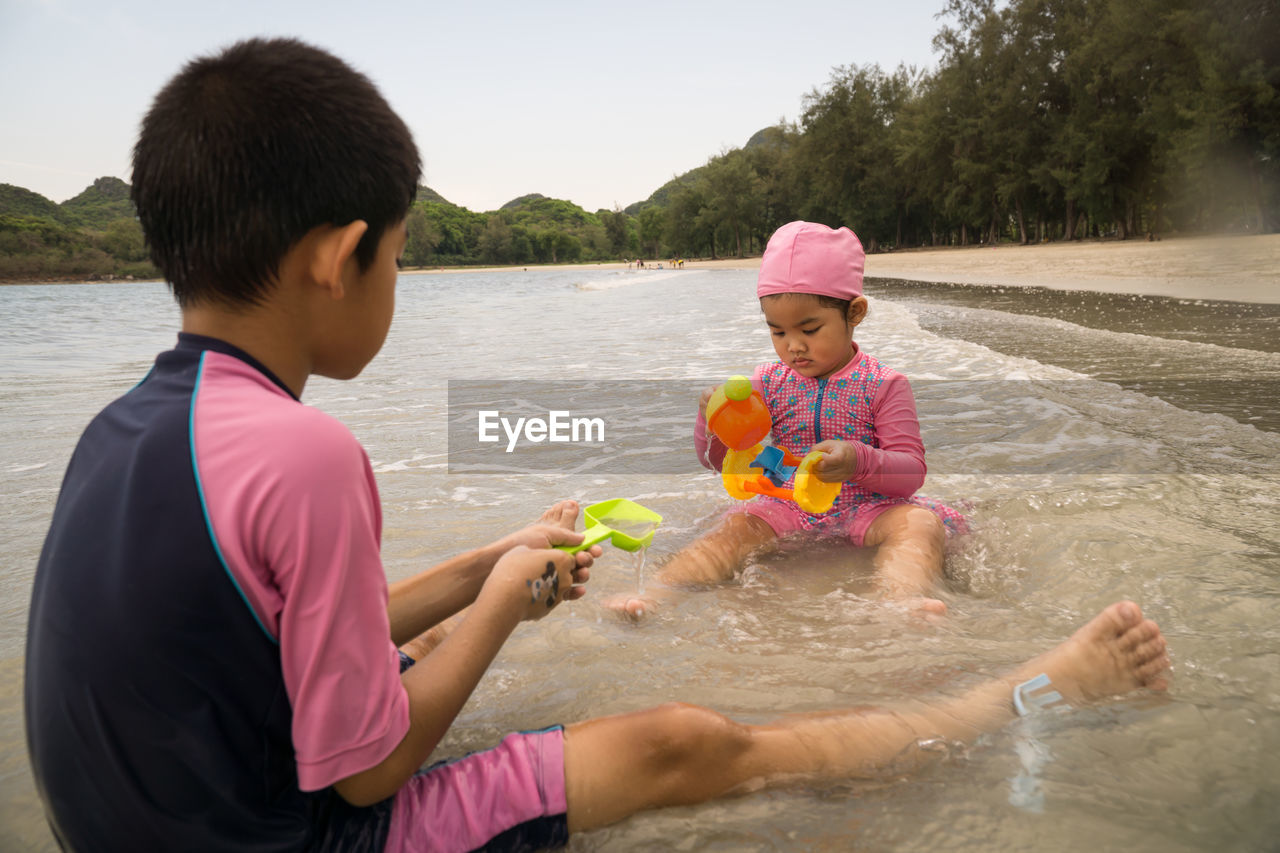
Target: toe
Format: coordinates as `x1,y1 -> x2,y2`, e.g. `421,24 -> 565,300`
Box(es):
1118,618 -> 1161,652
541,499 -> 579,526
1108,600 -> 1143,634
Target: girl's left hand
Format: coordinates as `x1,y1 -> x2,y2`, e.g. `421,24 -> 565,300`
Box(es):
810,440 -> 858,483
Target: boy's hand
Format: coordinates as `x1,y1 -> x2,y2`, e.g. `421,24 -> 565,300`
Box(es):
490,546 -> 584,620
811,440 -> 858,483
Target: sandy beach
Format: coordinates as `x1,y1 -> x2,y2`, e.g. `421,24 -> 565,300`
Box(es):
418,233 -> 1280,304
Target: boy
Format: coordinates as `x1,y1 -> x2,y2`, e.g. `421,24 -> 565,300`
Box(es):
25,38 -> 1171,852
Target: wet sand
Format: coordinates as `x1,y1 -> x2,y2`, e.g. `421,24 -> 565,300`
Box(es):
862,234 -> 1280,304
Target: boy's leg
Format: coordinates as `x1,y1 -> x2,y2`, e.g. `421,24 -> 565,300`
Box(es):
563,600 -> 1168,833
602,512 -> 777,618
398,613 -> 462,660
860,504 -> 947,614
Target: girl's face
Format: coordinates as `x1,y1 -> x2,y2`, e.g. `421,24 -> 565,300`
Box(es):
761,293 -> 867,380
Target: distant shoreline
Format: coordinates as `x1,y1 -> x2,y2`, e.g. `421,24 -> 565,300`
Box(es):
5,233 -> 1277,304
405,233 -> 1280,304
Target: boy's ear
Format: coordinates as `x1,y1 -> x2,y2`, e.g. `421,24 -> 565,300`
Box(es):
310,221 -> 369,299
848,296 -> 869,327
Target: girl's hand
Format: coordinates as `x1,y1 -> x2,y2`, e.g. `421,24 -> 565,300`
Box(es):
811,440 -> 858,483
489,546 -> 587,621
699,385 -> 717,420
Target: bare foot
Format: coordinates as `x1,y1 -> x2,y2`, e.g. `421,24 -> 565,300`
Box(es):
601,590 -> 665,620
891,596 -> 948,621
539,499 -> 580,529
1018,601 -> 1170,706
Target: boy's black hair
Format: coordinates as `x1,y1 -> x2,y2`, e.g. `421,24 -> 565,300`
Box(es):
131,38 -> 421,308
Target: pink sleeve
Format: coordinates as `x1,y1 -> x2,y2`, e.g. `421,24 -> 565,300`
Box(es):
266,423 -> 410,791
852,372 -> 926,497
194,355 -> 409,793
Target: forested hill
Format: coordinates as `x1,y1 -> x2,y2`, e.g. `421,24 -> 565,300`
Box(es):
61,177 -> 135,228
0,184 -> 62,220
0,177 -> 136,229
0,178 -> 634,278
406,191 -> 628,266
1,178 -> 155,280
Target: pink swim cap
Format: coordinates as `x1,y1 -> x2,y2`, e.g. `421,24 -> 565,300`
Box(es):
756,220 -> 865,301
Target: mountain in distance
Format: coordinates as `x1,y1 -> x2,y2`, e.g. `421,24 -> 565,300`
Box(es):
59,177 -> 135,228
417,185 -> 453,206
0,176 -> 135,229
0,183 -> 63,219
2,124 -> 777,236
623,126 -> 779,216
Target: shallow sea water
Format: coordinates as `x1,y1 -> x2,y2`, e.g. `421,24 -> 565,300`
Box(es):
1,268 -> 1278,851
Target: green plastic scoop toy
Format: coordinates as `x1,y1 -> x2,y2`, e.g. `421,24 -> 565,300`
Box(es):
558,499 -> 663,554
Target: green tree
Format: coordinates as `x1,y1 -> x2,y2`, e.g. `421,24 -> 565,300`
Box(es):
664,180 -> 714,257
404,206 -> 442,266
602,206 -> 630,256
794,64 -> 917,249
478,216 -> 515,264
701,150 -> 765,256
744,123 -> 803,246
637,206 -> 665,258
100,218 -> 147,262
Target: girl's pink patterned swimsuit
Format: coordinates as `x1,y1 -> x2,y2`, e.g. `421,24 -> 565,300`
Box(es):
694,344 -> 967,546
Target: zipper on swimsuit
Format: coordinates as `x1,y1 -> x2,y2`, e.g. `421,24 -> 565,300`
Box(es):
812,377 -> 828,443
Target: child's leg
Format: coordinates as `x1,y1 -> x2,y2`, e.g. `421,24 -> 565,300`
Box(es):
563,601 -> 1169,833
602,511 -> 777,618
860,504 -> 947,612
398,614 -> 462,661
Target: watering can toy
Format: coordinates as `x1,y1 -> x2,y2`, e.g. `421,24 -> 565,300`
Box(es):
705,375 -> 841,514
557,499 -> 663,554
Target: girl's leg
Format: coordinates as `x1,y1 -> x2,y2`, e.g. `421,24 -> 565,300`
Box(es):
602,512 -> 777,619
563,601 -> 1169,833
861,504 -> 947,613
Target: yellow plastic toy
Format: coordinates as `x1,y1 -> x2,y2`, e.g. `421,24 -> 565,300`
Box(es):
556,499 -> 663,554
704,375 -> 841,514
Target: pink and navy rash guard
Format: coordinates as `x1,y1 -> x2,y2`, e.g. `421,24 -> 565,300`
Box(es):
26,334 -> 408,851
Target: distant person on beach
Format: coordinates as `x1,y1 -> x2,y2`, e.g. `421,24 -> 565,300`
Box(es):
24,39 -> 1171,852
607,222 -> 965,621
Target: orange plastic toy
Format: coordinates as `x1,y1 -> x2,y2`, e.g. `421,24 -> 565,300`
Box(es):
704,376 -> 841,513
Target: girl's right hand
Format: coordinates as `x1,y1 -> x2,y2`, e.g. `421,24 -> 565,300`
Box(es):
699,385 -> 717,420
489,546 -> 581,621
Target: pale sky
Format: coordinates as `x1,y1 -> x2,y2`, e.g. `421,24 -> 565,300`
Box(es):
1,0 -> 948,213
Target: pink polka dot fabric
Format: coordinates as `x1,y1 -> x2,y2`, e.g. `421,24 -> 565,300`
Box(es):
727,348 -> 968,544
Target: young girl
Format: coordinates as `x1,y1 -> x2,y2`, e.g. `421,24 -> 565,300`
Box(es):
609,221 -> 966,619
